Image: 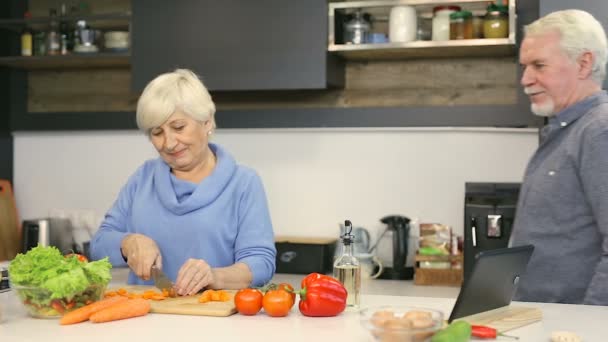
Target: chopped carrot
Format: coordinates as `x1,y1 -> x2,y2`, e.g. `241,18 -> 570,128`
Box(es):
162,289 -> 169,297
117,288 -> 127,295
198,289 -> 230,303
60,296 -> 129,325
89,298 -> 151,323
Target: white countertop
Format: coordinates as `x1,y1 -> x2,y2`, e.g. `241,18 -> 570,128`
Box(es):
1,268 -> 606,342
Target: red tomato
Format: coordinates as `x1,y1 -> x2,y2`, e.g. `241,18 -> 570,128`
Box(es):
262,289 -> 292,317
278,283 -> 296,308
234,288 -> 263,316
65,253 -> 88,262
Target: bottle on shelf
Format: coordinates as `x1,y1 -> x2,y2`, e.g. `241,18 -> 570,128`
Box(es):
20,12 -> 33,56
46,8 -> 61,55
59,3 -> 73,54
333,219 -> 361,308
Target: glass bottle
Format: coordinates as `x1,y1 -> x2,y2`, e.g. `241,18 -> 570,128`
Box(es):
46,8 -> 61,55
333,220 -> 361,308
20,12 -> 33,56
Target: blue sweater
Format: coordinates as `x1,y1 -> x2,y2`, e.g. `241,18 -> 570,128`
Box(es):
91,143 -> 277,287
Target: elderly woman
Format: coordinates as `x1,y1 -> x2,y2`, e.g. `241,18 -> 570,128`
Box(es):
91,69 -> 276,295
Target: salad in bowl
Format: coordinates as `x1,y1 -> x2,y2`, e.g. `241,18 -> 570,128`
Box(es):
8,245 -> 112,318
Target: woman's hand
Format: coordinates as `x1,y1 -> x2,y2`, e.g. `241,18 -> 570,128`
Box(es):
175,258 -> 215,296
121,233 -> 161,281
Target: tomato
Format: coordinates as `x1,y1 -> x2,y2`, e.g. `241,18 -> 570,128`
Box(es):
262,289 -> 292,317
278,283 -> 295,308
234,288 -> 263,316
65,253 -> 88,262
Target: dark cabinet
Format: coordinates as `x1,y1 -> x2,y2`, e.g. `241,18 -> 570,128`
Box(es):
131,0 -> 344,91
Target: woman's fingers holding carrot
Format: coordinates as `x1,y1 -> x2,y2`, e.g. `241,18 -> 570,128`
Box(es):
176,258 -> 213,296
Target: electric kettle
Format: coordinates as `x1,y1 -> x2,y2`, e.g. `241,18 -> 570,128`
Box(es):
372,215 -> 413,280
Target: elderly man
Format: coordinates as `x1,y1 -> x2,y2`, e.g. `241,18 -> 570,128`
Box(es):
510,9 -> 608,305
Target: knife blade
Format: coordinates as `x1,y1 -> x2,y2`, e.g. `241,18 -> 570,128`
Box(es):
151,266 -> 174,291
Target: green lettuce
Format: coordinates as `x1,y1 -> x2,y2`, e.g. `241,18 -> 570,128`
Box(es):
8,245 -> 112,302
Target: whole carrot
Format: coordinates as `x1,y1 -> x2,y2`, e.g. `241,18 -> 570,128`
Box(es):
89,298 -> 151,323
60,296 -> 129,325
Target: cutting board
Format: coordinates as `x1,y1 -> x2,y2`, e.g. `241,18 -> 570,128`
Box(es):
0,180 -> 20,261
110,285 -> 237,317
456,305 -> 543,332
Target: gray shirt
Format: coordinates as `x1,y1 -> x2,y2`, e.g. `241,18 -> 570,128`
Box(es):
511,91 -> 608,305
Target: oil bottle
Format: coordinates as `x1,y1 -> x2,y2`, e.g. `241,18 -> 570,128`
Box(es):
333,219 -> 361,308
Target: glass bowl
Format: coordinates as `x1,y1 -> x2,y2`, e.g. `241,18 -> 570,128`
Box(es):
11,283 -> 106,319
360,305 -> 445,342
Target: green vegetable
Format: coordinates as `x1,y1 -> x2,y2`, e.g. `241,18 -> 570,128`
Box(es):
431,320 -> 472,342
8,245 -> 112,306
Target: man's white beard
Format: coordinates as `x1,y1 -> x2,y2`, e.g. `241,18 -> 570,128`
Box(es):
531,100 -> 555,117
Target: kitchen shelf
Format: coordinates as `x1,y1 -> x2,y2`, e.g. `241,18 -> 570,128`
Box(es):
0,53 -> 130,70
0,12 -> 131,32
329,38 -> 516,60
328,0 -> 518,60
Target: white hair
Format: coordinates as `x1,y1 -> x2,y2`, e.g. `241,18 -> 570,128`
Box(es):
136,69 -> 216,134
525,9 -> 608,84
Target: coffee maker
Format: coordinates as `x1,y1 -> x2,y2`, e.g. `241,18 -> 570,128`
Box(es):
374,215 -> 414,280
21,218 -> 74,253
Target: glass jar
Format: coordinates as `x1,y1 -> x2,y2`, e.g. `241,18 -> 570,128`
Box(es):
344,8 -> 371,44
449,11 -> 473,40
483,4 -> 509,39
432,5 -> 461,41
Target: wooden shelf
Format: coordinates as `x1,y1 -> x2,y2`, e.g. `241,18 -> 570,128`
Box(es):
0,12 -> 131,32
328,0 -> 518,60
0,53 -> 130,70
329,38 -> 516,60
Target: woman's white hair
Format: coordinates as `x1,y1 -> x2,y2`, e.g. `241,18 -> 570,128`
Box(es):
525,9 -> 608,84
136,68 -> 216,134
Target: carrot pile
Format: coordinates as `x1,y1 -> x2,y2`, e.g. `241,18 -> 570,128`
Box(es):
198,289 -> 231,303
60,296 -> 150,325
105,287 -> 174,300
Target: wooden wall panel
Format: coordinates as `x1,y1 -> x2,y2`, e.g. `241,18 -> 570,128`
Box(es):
28,57 -> 517,112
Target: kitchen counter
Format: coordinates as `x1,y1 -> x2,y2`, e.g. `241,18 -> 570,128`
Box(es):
2,268 -> 606,342
109,267 -> 461,299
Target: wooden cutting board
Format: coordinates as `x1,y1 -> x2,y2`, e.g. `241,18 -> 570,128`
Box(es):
456,305 -> 542,332
110,285 -> 237,317
0,180 -> 20,261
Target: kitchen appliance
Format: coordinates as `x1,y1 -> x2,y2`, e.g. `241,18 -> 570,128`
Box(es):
274,236 -> 336,274
464,182 -> 520,282
21,218 -> 74,253
374,215 -> 413,280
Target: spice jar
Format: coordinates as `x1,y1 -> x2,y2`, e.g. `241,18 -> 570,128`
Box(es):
483,4 -> 509,39
432,5 -> 461,41
449,11 -> 473,40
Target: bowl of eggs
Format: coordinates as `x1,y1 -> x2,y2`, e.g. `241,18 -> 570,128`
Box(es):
360,305 -> 445,342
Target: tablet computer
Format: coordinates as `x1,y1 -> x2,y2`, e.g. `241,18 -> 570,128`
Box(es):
448,244 -> 535,322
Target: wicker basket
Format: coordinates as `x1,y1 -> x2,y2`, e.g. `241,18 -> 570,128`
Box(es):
414,254 -> 463,286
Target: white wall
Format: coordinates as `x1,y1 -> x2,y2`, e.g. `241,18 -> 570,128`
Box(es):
12,127 -> 538,241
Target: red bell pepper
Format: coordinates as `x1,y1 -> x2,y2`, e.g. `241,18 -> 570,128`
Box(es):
471,325 -> 519,340
297,273 -> 347,317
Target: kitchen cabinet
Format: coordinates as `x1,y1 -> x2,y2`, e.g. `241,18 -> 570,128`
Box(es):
329,0 -> 518,60
131,0 -> 344,92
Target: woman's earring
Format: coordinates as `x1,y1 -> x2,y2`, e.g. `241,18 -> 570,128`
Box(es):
207,130 -> 213,135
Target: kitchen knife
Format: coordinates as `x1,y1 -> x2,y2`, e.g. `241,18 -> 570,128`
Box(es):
151,266 -> 174,291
